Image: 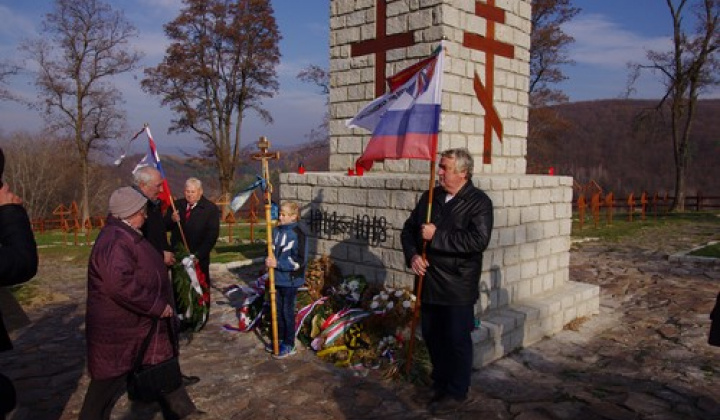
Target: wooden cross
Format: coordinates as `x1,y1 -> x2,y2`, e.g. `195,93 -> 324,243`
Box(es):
350,0 -> 416,97
463,0 -> 515,164
251,136 -> 280,191
251,136 -> 281,354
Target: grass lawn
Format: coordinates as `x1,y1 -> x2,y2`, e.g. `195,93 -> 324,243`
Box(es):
572,211 -> 720,242
689,241 -> 720,258
34,222 -> 269,266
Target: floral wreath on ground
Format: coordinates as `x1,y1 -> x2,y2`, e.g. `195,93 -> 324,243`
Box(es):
223,256 -> 431,382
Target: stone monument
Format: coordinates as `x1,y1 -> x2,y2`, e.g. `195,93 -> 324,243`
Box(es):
279,0 -> 599,366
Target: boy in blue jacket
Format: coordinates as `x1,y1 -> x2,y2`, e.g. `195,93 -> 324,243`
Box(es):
265,201 -> 306,358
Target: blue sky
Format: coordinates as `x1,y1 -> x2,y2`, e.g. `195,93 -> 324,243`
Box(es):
0,0 -> 696,154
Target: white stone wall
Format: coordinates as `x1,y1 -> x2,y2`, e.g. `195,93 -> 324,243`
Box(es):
281,171 -> 575,312
330,0 -> 531,174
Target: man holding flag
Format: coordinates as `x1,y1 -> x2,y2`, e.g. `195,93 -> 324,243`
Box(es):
401,148 -> 493,415
133,166 -> 175,267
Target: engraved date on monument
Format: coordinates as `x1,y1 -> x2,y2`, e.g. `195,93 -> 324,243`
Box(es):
308,209 -> 387,244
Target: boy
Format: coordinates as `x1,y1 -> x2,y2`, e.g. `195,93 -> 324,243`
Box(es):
265,201 -> 306,358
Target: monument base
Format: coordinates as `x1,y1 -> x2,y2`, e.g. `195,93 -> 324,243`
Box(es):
280,171 -> 600,366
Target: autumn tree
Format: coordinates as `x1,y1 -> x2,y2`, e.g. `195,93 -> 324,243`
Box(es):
1,132 -> 79,219
142,0 -> 281,197
527,0 -> 580,173
21,0 -> 141,222
627,0 -> 720,211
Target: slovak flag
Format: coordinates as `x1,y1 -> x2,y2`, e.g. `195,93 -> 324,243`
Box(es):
133,126 -> 173,210
347,43 -> 444,171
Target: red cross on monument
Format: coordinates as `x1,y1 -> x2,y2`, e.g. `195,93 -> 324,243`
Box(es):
350,0 -> 416,97
463,0 -> 515,164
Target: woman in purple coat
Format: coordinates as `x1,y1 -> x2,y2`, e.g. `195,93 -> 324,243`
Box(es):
79,187 -> 198,419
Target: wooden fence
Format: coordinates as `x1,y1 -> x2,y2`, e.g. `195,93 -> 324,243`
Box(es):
574,191 -> 720,229
31,191 -> 265,245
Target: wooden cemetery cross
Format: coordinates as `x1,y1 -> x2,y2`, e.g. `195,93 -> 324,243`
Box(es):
463,0 -> 515,164
640,192 -> 648,220
577,195 -> 586,230
605,192 -> 615,225
591,192 -> 601,228
350,0 -> 416,97
627,193 -> 635,222
223,211 -> 236,243
251,136 -> 281,355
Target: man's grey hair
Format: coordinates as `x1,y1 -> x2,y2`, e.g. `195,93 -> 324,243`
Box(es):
441,148 -> 474,176
133,166 -> 160,186
186,177 -> 203,190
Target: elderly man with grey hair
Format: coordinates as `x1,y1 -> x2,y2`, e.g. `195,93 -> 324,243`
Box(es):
401,148 -> 494,415
132,166 -> 175,267
168,178 -> 220,331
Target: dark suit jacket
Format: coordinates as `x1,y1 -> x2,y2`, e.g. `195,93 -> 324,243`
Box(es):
168,196 -> 220,279
0,204 -> 38,351
136,192 -> 172,257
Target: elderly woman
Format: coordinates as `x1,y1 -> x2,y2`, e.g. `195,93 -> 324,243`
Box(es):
80,187 -> 198,419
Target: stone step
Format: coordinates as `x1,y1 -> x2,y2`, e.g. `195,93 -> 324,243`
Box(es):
472,280 -> 600,367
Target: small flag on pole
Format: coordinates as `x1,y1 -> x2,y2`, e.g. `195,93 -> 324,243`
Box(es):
347,43 -> 445,171
230,176 -> 266,213
133,126 -> 173,210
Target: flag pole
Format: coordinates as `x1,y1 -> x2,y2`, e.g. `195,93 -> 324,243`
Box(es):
140,124 -> 192,253
252,136 -> 281,356
405,157 -> 437,375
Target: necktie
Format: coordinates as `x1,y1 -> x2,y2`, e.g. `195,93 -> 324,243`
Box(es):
185,204 -> 192,221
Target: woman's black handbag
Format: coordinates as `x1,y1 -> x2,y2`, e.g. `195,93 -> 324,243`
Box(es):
127,318 -> 182,402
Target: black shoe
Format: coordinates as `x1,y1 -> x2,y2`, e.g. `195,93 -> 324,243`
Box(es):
428,395 -> 471,415
181,375 -> 200,387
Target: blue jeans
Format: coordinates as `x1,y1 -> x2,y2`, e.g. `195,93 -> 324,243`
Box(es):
276,286 -> 298,347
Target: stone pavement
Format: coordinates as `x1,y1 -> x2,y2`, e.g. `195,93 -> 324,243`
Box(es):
2,219 -> 720,419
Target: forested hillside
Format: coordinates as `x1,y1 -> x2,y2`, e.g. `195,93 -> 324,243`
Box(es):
528,99 -> 720,196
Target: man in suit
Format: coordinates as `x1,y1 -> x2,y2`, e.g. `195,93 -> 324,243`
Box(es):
169,178 -> 220,286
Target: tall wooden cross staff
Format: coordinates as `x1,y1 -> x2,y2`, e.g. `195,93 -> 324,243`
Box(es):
252,136 -> 281,355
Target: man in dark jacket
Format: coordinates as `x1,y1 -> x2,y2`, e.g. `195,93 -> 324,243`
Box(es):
168,178 -> 220,286
0,148 -> 38,419
133,166 -> 175,267
401,148 -> 493,415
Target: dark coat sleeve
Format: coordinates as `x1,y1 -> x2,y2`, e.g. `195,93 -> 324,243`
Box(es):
401,191 -> 430,267
192,197 -> 220,261
0,204 -> 38,286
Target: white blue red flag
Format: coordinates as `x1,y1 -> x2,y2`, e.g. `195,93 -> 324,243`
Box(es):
346,43 -> 444,171
133,126 -> 173,210
230,175 -> 266,213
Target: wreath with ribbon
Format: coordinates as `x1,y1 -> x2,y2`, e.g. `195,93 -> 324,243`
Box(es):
171,245 -> 211,332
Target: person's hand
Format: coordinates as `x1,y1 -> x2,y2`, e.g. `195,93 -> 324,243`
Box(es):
163,251 -> 175,266
421,223 -> 436,241
410,254 -> 428,276
160,304 -> 174,318
0,183 -> 22,206
171,210 -> 180,223
265,255 -> 277,269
